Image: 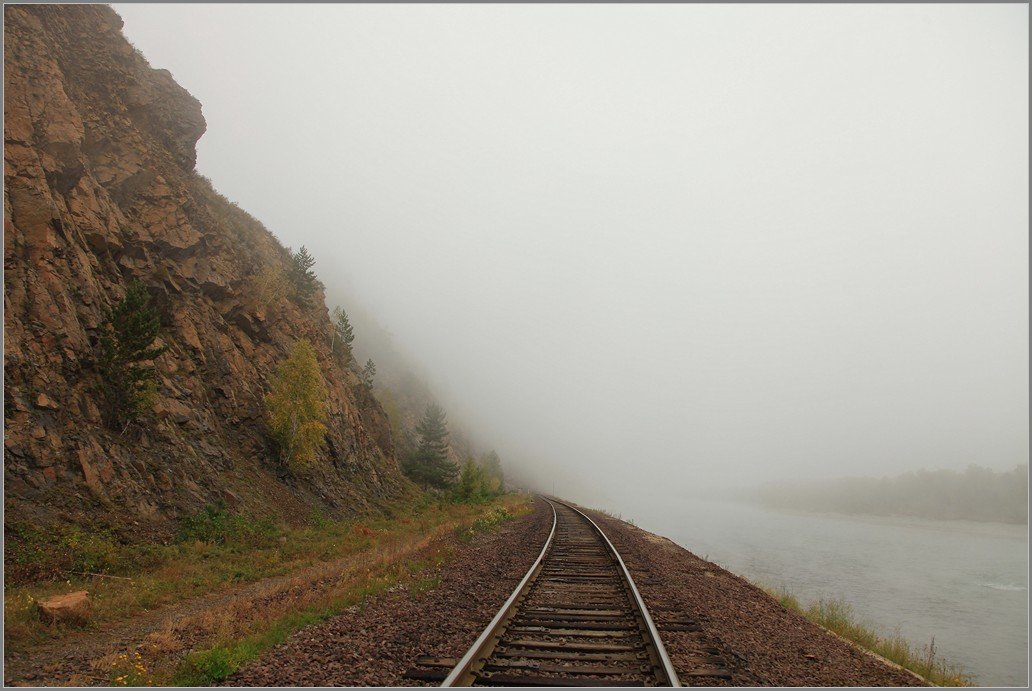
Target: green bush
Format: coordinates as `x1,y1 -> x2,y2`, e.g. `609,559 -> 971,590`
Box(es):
177,648 -> 235,685
452,456 -> 506,504
177,502 -> 279,546
95,281 -> 168,429
4,522 -> 127,582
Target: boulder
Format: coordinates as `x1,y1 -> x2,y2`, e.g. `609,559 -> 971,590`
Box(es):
38,590 -> 90,625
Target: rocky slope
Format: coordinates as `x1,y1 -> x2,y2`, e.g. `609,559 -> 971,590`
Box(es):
3,4 -> 411,544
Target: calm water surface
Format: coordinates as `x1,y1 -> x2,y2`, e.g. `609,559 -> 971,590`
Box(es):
613,496 -> 1028,687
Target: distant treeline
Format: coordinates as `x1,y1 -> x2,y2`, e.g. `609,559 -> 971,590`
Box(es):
753,465 -> 1028,524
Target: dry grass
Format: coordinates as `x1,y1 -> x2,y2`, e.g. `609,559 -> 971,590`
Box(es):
5,494 -> 531,670
764,586 -> 971,687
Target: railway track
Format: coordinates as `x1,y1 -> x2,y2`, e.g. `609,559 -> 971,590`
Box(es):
434,498 -> 680,687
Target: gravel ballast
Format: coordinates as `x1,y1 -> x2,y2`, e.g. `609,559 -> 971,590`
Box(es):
230,497 -> 925,686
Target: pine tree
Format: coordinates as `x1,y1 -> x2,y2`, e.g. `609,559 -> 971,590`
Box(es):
361,358 -> 376,386
265,339 -> 328,470
331,306 -> 355,359
401,403 -> 458,490
288,245 -> 321,303
96,281 -> 168,429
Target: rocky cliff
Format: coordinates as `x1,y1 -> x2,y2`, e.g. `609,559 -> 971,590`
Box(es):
3,4 -> 411,536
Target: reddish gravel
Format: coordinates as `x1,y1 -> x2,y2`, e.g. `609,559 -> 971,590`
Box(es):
228,500 -> 552,686
583,506 -> 927,687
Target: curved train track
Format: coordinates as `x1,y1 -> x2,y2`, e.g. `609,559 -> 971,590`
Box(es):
439,498 -> 680,687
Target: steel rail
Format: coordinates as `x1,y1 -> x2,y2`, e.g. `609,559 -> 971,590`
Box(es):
553,498 -> 681,687
441,499 -> 559,687
441,496 -> 680,687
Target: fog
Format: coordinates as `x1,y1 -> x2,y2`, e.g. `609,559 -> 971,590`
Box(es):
114,4 -> 1028,509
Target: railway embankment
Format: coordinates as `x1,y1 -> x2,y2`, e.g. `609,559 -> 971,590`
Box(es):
7,495 -> 938,686
2,496 -> 540,686
234,496 -> 927,687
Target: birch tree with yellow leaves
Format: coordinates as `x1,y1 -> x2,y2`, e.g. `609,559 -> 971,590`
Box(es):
265,339 -> 328,470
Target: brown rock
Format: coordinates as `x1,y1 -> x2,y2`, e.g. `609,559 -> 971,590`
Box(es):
34,393 -> 59,410
38,591 -> 90,626
97,459 -> 115,483
76,449 -> 107,500
156,471 -> 173,491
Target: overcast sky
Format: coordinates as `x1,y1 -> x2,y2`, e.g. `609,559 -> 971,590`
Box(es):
114,4 -> 1027,507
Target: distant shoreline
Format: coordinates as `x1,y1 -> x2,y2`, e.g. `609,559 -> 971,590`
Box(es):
747,464 -> 1028,526
744,500 -> 1029,528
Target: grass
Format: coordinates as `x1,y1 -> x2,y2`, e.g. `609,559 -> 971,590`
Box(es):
455,506 -> 514,543
4,493 -> 530,662
163,503 -> 522,686
169,572 -> 403,685
764,586 -> 971,686
592,507 -> 635,526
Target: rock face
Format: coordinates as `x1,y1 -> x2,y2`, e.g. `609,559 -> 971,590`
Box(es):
3,5 -> 411,535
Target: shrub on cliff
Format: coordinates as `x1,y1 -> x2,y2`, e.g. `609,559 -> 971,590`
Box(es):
251,264 -> 288,308
265,339 -> 328,470
96,281 -> 168,429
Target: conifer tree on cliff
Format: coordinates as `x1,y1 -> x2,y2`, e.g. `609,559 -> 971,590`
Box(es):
361,358 -> 376,387
96,281 -> 168,429
289,245 -> 321,303
401,403 -> 458,490
331,306 -> 355,359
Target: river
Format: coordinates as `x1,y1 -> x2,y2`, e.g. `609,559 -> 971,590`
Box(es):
611,495 -> 1028,687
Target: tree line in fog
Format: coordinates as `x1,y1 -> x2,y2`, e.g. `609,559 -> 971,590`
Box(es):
753,464 -> 1028,524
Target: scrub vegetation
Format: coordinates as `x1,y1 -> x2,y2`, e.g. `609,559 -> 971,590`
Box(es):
764,586 -> 971,686
4,493 -> 530,666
